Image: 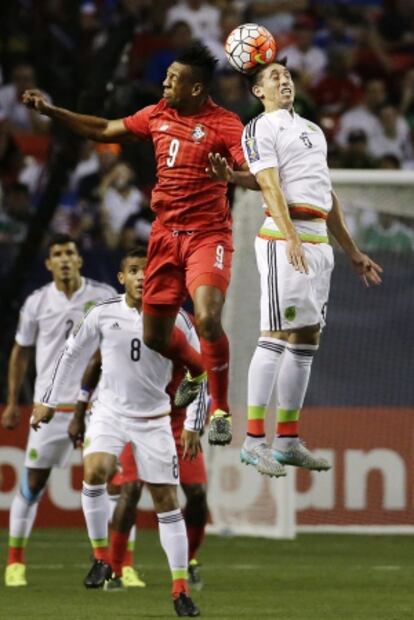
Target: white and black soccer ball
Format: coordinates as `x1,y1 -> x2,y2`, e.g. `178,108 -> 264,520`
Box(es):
224,23 -> 277,74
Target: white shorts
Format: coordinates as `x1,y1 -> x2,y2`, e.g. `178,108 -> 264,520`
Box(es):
83,403 -> 179,485
24,410 -> 74,469
255,236 -> 334,332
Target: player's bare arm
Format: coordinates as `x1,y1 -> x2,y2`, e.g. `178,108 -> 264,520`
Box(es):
1,343 -> 32,430
21,89 -> 129,143
68,350 -> 102,448
256,167 -> 309,274
181,428 -> 202,461
206,153 -> 260,190
30,403 -> 55,431
328,191 -> 383,287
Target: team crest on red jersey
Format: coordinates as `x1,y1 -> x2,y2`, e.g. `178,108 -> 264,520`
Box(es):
192,124 -> 206,142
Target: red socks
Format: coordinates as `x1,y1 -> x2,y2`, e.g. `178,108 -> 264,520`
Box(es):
109,530 -> 129,577
7,547 -> 25,565
94,546 -> 109,562
165,327 -> 204,378
200,333 -> 230,413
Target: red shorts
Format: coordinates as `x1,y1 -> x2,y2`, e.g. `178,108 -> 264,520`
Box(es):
171,410 -> 208,485
111,443 -> 138,486
110,415 -> 207,486
143,219 -> 233,314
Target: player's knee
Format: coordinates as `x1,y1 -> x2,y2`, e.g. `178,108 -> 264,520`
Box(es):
184,484 -> 208,510
195,310 -> 222,341
149,484 -> 178,513
22,469 -> 48,502
121,481 -> 143,507
83,461 -> 108,485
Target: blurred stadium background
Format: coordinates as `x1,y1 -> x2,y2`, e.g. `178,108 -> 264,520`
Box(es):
1,0 -> 414,564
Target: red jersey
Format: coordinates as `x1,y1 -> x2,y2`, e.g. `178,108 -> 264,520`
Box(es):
123,98 -> 245,231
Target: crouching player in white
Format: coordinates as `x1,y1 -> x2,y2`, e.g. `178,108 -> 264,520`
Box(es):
1,233 -> 116,587
238,60 -> 383,476
31,247 -> 204,618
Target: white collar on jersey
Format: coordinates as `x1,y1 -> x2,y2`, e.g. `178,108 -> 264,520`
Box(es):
51,276 -> 85,300
121,293 -> 141,315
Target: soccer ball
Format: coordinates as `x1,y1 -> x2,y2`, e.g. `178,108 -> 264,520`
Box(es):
224,23 -> 277,74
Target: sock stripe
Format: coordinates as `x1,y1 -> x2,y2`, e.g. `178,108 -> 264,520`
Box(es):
258,341 -> 285,354
82,488 -> 106,498
158,515 -> 185,524
286,347 -> 317,356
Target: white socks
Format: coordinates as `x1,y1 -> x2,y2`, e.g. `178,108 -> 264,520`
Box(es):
9,492 -> 39,543
157,509 -> 188,572
81,482 -> 109,543
277,344 -> 319,411
248,337 -> 287,409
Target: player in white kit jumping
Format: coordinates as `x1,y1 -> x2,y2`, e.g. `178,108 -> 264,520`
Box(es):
2,233 -> 116,586
240,60 -> 383,476
31,248 -> 204,618
207,59 -> 382,477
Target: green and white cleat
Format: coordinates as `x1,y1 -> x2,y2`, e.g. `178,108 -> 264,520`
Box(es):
5,562 -> 27,587
188,559 -> 203,591
208,410 -> 232,445
273,438 -> 331,471
104,573 -> 126,591
240,443 -> 287,477
174,371 -> 207,408
121,566 -> 146,588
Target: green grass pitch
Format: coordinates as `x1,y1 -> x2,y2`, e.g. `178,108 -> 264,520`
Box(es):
1,529 -> 413,619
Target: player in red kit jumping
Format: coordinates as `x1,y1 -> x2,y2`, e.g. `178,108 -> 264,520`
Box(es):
22,43 -> 247,445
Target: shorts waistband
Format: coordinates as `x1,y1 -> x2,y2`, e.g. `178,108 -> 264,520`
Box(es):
258,227 -> 329,244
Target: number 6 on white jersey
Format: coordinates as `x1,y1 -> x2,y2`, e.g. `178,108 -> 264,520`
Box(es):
167,138 -> 180,167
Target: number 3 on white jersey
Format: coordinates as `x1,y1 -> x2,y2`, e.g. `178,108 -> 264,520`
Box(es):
167,138 -> 180,167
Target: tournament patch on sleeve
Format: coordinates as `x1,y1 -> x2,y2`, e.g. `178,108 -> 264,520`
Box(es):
244,136 -> 260,163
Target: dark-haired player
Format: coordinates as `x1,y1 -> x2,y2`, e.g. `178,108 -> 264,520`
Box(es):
31,248 -> 205,617
2,234 -> 116,587
209,60 -> 382,476
22,42 -> 251,447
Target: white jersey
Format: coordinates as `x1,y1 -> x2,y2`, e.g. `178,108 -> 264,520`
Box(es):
42,295 -> 206,429
16,277 -> 117,406
242,109 -> 332,243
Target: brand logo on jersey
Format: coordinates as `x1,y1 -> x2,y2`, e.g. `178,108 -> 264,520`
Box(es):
284,306 -> 296,321
28,448 -> 39,461
110,322 -> 121,330
299,132 -> 313,149
160,123 -> 169,131
192,124 -> 206,142
307,123 -> 318,132
245,136 -> 260,162
84,300 -> 97,314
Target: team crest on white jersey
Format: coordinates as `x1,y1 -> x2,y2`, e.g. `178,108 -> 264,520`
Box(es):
192,124 -> 206,142
245,136 -> 260,162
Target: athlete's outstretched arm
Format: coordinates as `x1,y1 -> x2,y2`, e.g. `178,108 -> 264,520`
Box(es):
1,344 -> 32,430
206,153 -> 260,190
21,89 -> 129,143
328,191 -> 383,287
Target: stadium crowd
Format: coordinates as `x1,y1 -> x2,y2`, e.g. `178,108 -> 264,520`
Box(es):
0,0 -> 414,254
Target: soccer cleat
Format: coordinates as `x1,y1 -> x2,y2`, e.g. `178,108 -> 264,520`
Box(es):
121,565 -> 146,588
104,573 -> 126,592
174,371 -> 207,408
240,443 -> 287,478
208,410 -> 232,445
188,559 -> 203,591
272,438 -> 331,471
5,562 -> 27,587
83,559 -> 112,588
173,592 -> 201,617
